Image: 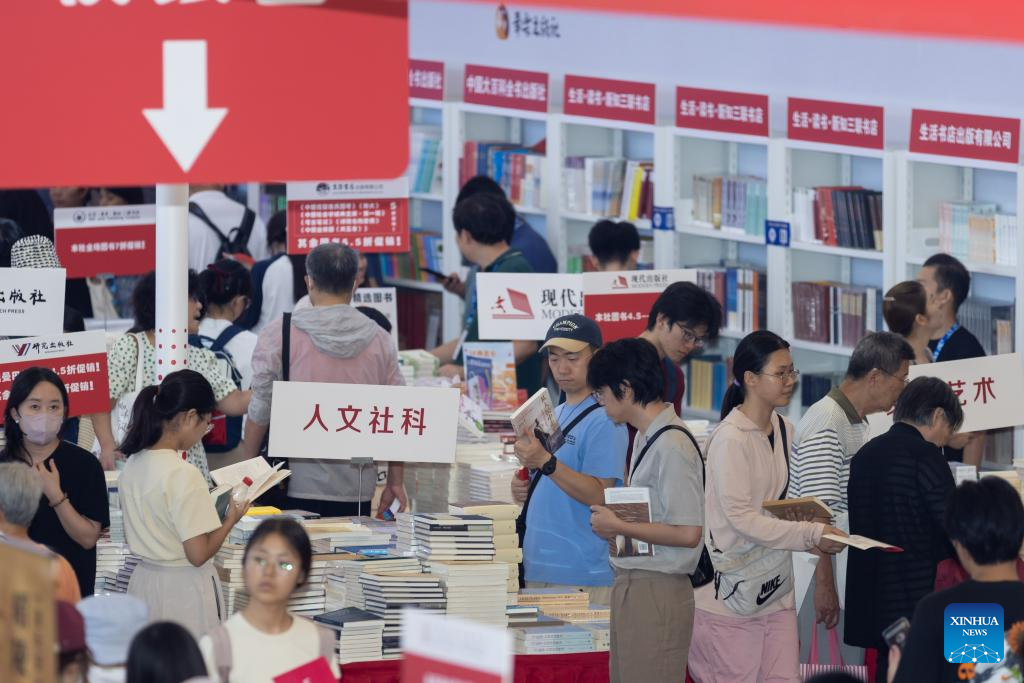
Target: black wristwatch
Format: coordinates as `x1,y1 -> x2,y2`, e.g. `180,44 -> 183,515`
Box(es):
540,454 -> 558,476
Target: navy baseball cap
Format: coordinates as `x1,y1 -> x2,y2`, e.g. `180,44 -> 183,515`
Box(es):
540,314 -> 602,353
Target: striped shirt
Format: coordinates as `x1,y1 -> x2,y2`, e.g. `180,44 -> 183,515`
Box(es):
788,388 -> 869,514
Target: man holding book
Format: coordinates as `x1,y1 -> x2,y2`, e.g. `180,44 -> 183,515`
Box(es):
789,331 -> 914,666
512,314 -> 627,605
586,338 -> 705,683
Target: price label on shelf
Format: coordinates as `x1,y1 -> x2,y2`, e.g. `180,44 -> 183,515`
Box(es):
285,179 -> 409,255
652,205 -> 675,230
410,59 -> 444,101
787,97 -> 884,150
676,86 -> 769,137
909,108 -> 1020,164
564,74 -> 656,125
54,205 -> 156,279
765,220 -> 791,247
464,64 -> 549,113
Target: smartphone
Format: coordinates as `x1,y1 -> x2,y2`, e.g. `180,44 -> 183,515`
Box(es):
420,267 -> 447,280
882,616 -> 911,651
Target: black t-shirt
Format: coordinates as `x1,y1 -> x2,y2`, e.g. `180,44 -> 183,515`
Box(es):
9,441 -> 110,596
929,326 -> 986,463
894,579 -> 1024,683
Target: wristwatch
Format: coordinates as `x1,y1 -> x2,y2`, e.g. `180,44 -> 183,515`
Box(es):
540,454 -> 558,476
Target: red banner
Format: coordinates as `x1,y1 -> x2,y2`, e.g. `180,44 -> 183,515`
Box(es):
286,179 -> 410,255
788,97 -> 884,149
564,75 -> 655,125
676,86 -> 769,136
464,64 -> 549,112
402,653 -> 504,683
0,332 -> 110,421
909,109 -> 1020,163
410,59 -> 444,101
54,206 -> 156,279
585,291 -> 655,342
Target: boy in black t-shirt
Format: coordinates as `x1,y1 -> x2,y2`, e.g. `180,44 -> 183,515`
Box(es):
918,253 -> 986,465
892,477 -> 1024,683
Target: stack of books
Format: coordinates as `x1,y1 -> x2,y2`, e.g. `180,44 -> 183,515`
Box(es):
398,350 -> 440,380
792,186 -> 883,250
791,282 -> 881,347
512,624 -> 595,655
960,298 -> 1015,356
358,572 -> 446,658
395,513 -> 420,557
453,461 -> 519,504
518,588 -> 591,615
94,539 -> 132,595
448,501 -> 523,602
403,462 -> 452,512
563,157 -> 654,219
425,560 -> 510,627
694,265 -> 766,334
407,126 -> 442,195
413,514 -> 496,562
691,175 -> 766,236
579,621 -> 611,651
228,516 -> 265,546
325,573 -> 347,611
507,605 -> 540,625
315,607 -> 386,665
113,555 -> 140,593
539,602 -> 611,623
214,543 -> 247,615
335,555 -> 423,610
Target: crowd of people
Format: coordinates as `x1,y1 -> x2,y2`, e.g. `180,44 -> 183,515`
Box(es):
0,179 -> 1018,683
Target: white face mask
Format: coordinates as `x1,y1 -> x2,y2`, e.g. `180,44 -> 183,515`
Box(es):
17,412 -> 63,446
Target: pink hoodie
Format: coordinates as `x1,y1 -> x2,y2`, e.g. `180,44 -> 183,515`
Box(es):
696,407 -> 825,616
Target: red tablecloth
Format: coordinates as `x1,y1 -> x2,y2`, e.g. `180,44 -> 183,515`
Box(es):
340,651 -> 610,683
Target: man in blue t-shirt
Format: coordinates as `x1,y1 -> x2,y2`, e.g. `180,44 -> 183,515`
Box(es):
512,314 -> 627,605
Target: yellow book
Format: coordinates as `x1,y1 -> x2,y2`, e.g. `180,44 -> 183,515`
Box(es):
246,506 -> 282,517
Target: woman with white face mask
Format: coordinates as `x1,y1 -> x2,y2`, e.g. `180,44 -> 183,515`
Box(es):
0,367 -> 109,598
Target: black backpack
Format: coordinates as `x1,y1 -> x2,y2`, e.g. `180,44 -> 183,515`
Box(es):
188,325 -> 246,453
189,201 -> 256,262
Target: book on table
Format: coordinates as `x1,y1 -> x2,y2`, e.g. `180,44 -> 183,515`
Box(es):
603,487 -> 654,558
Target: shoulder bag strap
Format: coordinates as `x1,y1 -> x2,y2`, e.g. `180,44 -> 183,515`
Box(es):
234,208 -> 256,247
282,313 -> 291,382
189,201 -> 230,247
521,402 -> 602,509
208,625 -> 232,682
776,412 -> 790,501
629,424 -> 689,483
132,332 -> 147,390
212,324 -> 245,353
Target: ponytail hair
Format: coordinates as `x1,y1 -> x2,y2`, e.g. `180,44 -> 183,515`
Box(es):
119,369 -> 217,456
719,330 -> 791,420
198,259 -> 252,311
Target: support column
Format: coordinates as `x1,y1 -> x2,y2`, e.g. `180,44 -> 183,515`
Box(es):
154,184 -> 190,384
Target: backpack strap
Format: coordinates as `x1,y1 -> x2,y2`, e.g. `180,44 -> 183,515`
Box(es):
212,324 -> 246,353
234,208 -> 256,250
189,201 -> 230,247
776,412 -> 790,501
207,624 -> 233,682
316,624 -> 336,663
282,312 -> 292,382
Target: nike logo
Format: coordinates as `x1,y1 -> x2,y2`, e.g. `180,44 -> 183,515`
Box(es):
756,575 -> 786,605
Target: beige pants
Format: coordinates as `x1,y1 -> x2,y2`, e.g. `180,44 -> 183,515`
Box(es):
610,569 -> 694,683
128,561 -> 224,640
525,580 -> 613,607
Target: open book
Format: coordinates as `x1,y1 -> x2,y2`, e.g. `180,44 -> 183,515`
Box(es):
210,457 -> 291,519
822,533 -> 903,552
762,496 -> 834,521
604,487 -> 654,558
509,388 -> 564,454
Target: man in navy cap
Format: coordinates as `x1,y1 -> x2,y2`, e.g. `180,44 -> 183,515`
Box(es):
512,314 -> 627,605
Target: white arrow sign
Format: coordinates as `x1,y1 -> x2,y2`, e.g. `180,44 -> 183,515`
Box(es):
143,40 -> 228,173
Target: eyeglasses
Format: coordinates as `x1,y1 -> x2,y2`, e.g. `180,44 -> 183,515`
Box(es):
758,369 -> 801,382
879,370 -> 911,385
250,556 -> 296,573
675,324 -> 708,348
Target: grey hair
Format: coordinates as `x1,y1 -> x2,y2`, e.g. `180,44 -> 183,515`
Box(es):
0,462 -> 42,527
304,243 -> 359,295
845,331 -> 915,380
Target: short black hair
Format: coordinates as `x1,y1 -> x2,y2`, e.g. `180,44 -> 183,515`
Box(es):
130,270 -> 199,332
588,220 -> 640,267
243,518 -> 314,587
845,331 -> 915,380
946,477 -> 1024,566
126,622 -> 207,683
0,217 -> 24,267
892,376 -> 964,432
456,175 -> 506,206
357,306 -> 392,333
266,209 -> 287,247
587,338 -> 663,406
645,281 -> 722,340
101,186 -> 146,205
923,253 -> 971,311
453,192 -> 515,246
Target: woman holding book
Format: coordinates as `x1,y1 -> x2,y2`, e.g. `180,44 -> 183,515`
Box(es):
199,518 -> 339,683
687,331 -> 847,683
118,369 -> 249,639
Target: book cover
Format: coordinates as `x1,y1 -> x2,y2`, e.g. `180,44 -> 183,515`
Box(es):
463,342 -> 517,410
762,496 -> 834,520
509,388 -> 564,454
603,487 -> 653,557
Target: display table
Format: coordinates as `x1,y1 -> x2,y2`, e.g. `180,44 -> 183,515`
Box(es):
340,651 -> 610,683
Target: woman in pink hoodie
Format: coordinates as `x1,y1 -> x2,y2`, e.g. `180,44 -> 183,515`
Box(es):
688,331 -> 846,683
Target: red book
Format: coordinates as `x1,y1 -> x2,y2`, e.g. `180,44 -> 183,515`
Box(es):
272,657 -> 335,683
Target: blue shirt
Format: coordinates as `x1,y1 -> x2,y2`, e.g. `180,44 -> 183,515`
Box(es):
523,396 -> 628,586
510,215 -> 557,274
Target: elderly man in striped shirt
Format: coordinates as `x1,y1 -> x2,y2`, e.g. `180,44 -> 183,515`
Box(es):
789,331 -> 914,665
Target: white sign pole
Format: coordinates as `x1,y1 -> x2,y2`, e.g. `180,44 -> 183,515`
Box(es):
154,184 -> 190,384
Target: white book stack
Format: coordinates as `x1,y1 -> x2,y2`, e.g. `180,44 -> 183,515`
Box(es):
403,463 -> 452,512
336,556 -> 424,610
235,584 -> 327,618
447,501 -> 523,603
113,555 -> 140,594
539,602 -> 611,623
458,462 -> 519,503
107,508 -> 125,543
325,573 -> 347,611
358,572 -> 446,658
303,519 -> 381,553
94,538 -> 132,595
426,560 -> 509,628
517,588 -> 591,614
228,516 -> 266,546
397,350 -> 439,380
579,621 -> 610,651
512,624 -> 595,655
395,513 -> 419,557
507,605 -> 540,625
314,607 -> 386,664
413,515 -> 495,562
214,543 -> 247,615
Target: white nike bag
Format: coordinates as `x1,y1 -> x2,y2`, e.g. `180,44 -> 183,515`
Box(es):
709,538 -> 794,616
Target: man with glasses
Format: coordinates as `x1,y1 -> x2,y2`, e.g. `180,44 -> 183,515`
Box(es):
512,314 -> 627,605
789,331 -> 915,667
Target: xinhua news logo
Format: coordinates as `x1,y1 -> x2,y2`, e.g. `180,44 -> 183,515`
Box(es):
944,603 -> 1004,664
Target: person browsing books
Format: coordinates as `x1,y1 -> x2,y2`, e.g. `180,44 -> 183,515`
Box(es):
118,370 -> 250,639
584,337 -> 705,683
790,332 -> 914,666
430,191 -> 542,395
200,518 -> 339,683
844,377 -> 963,683
688,331 -> 847,683
589,219 -> 641,272
512,314 -> 627,605
917,253 -> 985,465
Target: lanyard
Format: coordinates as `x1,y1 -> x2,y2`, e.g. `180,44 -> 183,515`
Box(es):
932,323 -> 960,362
